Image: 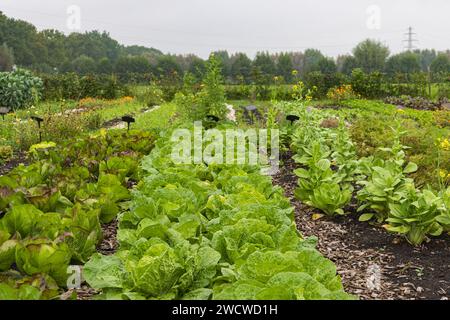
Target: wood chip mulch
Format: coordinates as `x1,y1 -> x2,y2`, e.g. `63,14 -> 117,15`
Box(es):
97,219 -> 119,255
272,151 -> 450,300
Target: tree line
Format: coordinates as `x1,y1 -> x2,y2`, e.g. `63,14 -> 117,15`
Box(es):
1,11 -> 449,84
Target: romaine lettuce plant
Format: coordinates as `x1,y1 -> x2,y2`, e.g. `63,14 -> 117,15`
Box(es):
385,189 -> 444,245
357,161 -> 417,223
307,183 -> 352,216
15,238 -> 72,286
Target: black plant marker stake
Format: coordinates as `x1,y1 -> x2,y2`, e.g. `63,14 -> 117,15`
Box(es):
122,115 -> 135,132
286,114 -> 300,125
31,116 -> 44,142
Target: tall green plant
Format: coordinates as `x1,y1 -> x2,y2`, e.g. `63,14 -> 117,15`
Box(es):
0,69 -> 43,110
198,54 -> 227,118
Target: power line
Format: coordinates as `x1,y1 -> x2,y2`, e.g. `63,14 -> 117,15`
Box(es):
403,26 -> 418,51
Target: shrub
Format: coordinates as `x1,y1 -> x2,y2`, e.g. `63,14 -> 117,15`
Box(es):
350,68 -> 385,99
136,81 -> 165,107
304,72 -> 346,99
40,73 -> 124,101
326,85 -> 359,104
0,69 -> 43,110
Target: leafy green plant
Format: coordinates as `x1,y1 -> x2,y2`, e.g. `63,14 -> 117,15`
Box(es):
357,161 -> 417,223
307,183 -> 352,216
213,250 -> 354,300
385,189 -> 444,245
0,128 -> 157,296
330,125 -> 360,183
436,187 -> 450,231
82,127 -> 352,300
0,273 -> 59,300
15,238 -> 72,287
0,69 -> 43,110
294,158 -> 334,201
357,127 -> 418,222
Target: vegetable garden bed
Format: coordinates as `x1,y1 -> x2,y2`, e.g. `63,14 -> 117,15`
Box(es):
273,152 -> 450,300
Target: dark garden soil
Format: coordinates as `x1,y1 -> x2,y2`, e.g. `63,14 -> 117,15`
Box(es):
273,151 -> 450,300
72,219 -> 119,300
97,219 -> 119,256
0,152 -> 28,176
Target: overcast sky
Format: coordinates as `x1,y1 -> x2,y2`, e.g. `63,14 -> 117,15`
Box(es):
1,0 -> 449,58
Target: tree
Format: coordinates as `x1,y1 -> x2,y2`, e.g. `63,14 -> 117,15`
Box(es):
290,51 -> 304,74
123,45 -> 162,57
253,51 -> 277,80
0,14 -> 41,66
155,55 -> 182,78
277,53 -> 294,82
70,55 -> 96,75
230,53 -> 252,84
430,53 -> 450,74
353,39 -> 389,73
211,50 -> 231,79
39,29 -> 67,69
385,52 -> 421,76
115,56 -> 152,74
97,57 -> 114,74
337,55 -> 357,75
0,43 -> 14,71
200,54 -> 226,118
317,57 -> 337,74
188,57 -> 207,81
302,49 -> 325,74
414,49 -> 437,72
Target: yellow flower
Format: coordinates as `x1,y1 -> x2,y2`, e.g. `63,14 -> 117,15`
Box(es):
440,170 -> 448,178
440,138 -> 450,151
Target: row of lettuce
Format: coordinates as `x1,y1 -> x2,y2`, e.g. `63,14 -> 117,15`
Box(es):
82,127 -> 355,300
283,102 -> 450,246
0,130 -> 156,299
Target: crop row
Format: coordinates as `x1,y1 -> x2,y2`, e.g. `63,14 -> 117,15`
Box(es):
0,130 -> 156,299
285,103 -> 450,245
83,128 -> 355,300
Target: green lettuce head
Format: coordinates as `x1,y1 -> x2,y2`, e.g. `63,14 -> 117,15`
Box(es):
15,238 -> 72,287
